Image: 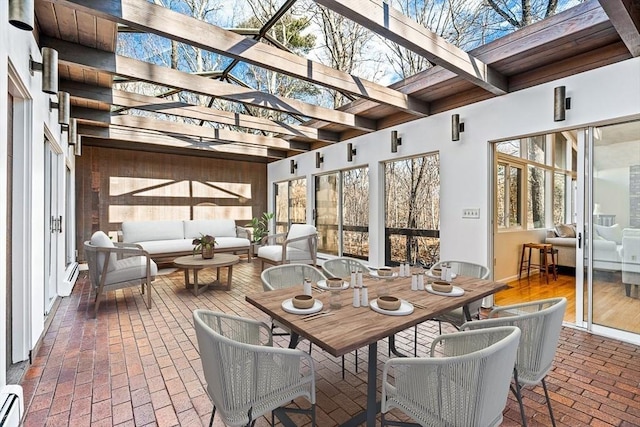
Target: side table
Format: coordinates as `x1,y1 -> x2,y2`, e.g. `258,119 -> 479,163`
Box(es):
174,253 -> 240,296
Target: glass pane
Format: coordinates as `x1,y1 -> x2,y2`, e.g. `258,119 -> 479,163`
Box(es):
497,164 -> 506,228
496,140 -> 520,157
591,120 -> 640,334
554,133 -> 567,169
553,172 -> 566,225
315,174 -> 339,256
509,166 -> 522,227
527,165 -> 546,229
385,154 -> 440,266
274,181 -> 288,234
526,135 -> 546,164
343,168 -> 369,259
289,178 -> 307,224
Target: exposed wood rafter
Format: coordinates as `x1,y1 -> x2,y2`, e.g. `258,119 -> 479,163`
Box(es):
598,0 -> 640,57
43,0 -> 430,116
313,0 -> 508,95
43,36 -> 378,131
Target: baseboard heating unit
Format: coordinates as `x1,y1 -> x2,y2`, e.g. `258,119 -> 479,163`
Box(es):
61,261 -> 79,296
0,385 -> 23,427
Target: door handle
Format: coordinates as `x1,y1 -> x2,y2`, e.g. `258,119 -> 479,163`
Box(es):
58,215 -> 63,233
578,232 -> 582,249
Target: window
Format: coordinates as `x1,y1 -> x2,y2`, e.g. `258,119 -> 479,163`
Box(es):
384,154 -> 440,266
495,131 -> 576,231
315,167 -> 369,258
274,178 -> 306,234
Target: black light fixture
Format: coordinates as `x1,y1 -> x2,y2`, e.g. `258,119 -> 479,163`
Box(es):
30,47 -> 58,94
68,118 -> 77,146
451,114 -> 465,141
347,142 -> 356,162
290,159 -> 297,174
50,91 -> 70,127
9,0 -> 34,31
391,130 -> 402,153
553,86 -> 571,122
315,152 -> 324,168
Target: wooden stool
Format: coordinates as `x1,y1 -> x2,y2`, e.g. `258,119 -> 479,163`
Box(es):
519,243 -> 557,283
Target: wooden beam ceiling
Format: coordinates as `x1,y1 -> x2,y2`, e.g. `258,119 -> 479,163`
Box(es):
60,80 -> 340,142
43,37 -> 378,132
42,0 -> 430,116
599,0 -> 640,56
313,0 -> 508,95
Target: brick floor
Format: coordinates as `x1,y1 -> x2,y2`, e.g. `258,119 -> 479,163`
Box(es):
20,261 -> 640,426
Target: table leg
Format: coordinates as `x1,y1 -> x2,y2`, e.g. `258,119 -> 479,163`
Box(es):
366,342 -> 378,427
226,266 -> 233,291
193,270 -> 201,296
288,332 -> 300,349
184,269 -> 190,289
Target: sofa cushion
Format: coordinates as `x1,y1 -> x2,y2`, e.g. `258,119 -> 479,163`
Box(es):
554,224 -> 576,238
215,237 -> 250,250
594,224 -> 623,244
122,220 -> 184,243
184,219 -> 237,239
90,231 -> 118,272
137,239 -> 196,255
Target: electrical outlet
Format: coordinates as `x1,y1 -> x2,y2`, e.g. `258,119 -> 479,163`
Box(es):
462,208 -> 480,219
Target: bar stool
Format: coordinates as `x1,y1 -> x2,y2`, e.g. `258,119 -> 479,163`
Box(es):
519,243 -> 557,283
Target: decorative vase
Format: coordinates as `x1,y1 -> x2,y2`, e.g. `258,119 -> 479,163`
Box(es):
202,246 -> 214,259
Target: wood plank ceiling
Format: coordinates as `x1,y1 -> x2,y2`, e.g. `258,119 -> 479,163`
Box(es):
34,0 -> 640,163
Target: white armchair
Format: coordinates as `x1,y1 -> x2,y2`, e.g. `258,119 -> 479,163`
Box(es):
381,326 -> 521,427
622,228 -> 640,297
193,309 -> 316,427
84,231 -> 157,316
257,224 -> 318,270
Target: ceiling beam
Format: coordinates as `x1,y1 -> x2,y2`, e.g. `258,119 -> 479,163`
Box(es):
313,0 -> 508,95
72,107 -> 306,151
43,0 -> 430,116
60,80 -> 340,142
598,0 -> 640,56
78,124 -> 284,159
43,37 -> 377,131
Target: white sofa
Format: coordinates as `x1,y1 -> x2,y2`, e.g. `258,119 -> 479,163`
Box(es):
120,219 -> 252,265
545,223 -> 624,270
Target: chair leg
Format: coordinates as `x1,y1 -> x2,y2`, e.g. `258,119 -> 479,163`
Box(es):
541,378 -> 557,427
414,325 -> 418,357
511,369 -> 528,427
209,406 -> 216,427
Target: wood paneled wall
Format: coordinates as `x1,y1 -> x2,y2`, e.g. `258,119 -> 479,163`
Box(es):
76,146 -> 267,260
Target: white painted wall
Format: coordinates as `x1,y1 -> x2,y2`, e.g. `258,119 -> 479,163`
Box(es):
267,58 -> 640,274
595,168 -> 632,228
1,15 -> 75,389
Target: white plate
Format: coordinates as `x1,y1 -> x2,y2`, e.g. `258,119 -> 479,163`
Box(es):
316,279 -> 350,290
281,298 -> 324,315
369,299 -> 414,316
426,271 -> 457,279
425,285 -> 465,297
369,270 -> 399,280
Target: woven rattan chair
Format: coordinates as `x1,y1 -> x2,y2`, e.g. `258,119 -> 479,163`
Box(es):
260,263 -> 326,292
461,297 -> 567,427
321,257 -> 370,279
84,231 -> 157,316
428,260 -> 490,332
381,326 -> 521,427
193,309 -> 316,427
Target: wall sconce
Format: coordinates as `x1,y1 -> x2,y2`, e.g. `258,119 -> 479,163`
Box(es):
347,142 -> 356,162
391,130 -> 402,153
451,114 -> 465,141
315,152 -> 324,168
50,91 -> 70,127
68,118 -> 77,146
553,86 -> 571,122
9,0 -> 34,31
290,159 -> 297,174
30,47 -> 58,94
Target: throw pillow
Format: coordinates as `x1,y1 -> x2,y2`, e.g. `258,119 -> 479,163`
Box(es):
90,231 -> 118,272
555,224 -> 576,238
594,223 -> 623,244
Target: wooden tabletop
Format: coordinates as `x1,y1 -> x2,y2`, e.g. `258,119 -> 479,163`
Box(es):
245,273 -> 508,357
174,253 -> 240,268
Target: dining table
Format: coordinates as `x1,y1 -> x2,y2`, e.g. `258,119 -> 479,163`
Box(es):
245,270 -> 508,427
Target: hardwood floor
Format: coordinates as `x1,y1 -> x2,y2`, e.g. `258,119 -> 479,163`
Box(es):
495,269 -> 640,334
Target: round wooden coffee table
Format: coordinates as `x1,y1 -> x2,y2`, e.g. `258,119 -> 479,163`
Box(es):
174,253 -> 240,296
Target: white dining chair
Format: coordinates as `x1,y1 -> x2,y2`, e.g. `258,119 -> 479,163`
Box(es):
461,297 -> 567,427
381,326 -> 521,427
428,260 -> 490,332
193,309 -> 316,427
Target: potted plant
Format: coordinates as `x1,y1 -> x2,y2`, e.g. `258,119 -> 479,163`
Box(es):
192,234 -> 217,259
246,212 -> 274,244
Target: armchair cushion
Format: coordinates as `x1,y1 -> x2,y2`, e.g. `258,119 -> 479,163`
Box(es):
257,245 -> 311,263
287,224 -> 317,251
595,223 -> 623,244
90,231 -> 117,272
105,256 -> 159,285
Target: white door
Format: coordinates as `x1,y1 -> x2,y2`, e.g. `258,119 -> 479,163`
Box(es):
44,140 -> 61,314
